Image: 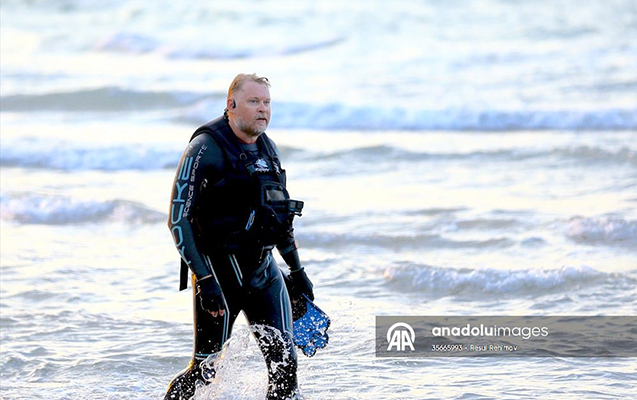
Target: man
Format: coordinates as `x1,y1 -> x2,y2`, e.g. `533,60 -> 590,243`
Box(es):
165,73 -> 314,400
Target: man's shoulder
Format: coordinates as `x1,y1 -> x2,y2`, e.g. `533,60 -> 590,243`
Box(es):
189,130 -> 219,147
185,133 -> 223,165
191,116 -> 227,142
184,121 -> 225,164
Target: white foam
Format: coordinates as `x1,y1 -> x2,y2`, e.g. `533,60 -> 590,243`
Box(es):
194,327 -> 268,400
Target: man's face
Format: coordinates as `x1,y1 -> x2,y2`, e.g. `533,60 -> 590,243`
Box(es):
230,81 -> 271,139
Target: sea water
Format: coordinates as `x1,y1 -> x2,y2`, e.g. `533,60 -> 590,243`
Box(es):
1,0 -> 636,399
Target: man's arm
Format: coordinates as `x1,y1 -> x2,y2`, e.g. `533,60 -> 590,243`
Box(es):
168,133 -> 227,314
278,238 -> 314,301
268,137 -> 315,300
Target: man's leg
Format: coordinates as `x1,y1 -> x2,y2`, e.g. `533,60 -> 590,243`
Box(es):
244,256 -> 299,400
164,275 -> 240,400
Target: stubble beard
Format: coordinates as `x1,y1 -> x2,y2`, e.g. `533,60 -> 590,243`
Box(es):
234,115 -> 268,139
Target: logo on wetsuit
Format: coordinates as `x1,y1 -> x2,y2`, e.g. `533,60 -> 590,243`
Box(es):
254,158 -> 270,173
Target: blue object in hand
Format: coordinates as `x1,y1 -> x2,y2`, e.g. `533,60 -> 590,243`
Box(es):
291,294 -> 330,357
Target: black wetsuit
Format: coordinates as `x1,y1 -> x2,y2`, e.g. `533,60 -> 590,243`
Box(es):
165,116 -> 305,400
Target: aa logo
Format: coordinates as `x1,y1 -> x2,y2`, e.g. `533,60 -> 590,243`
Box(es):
386,322 -> 415,351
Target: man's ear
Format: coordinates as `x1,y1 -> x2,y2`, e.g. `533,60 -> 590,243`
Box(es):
226,98 -> 235,111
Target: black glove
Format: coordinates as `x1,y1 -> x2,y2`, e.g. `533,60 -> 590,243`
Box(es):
197,276 -> 226,316
289,269 -> 314,301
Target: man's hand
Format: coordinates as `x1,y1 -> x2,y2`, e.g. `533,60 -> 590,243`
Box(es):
289,269 -> 314,301
197,276 -> 226,317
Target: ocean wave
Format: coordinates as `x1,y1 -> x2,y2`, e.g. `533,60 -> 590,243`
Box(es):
167,36 -> 345,59
300,231 -> 515,251
185,100 -> 637,131
3,136 -> 633,174
382,264 -> 621,297
287,143 -> 637,171
555,146 -> 637,166
567,217 -> 637,246
0,192 -> 166,225
1,138 -> 180,171
3,85 -> 635,131
0,86 -> 210,112
94,31 -> 345,59
302,145 -> 541,164
94,32 -> 163,54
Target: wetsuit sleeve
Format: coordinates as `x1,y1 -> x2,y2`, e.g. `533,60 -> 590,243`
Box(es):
168,133 -> 224,282
277,225 -> 302,271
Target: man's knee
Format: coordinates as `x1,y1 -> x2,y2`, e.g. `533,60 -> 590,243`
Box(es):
252,325 -> 299,399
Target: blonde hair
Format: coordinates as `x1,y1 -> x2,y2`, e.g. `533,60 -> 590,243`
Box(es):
227,73 -> 270,99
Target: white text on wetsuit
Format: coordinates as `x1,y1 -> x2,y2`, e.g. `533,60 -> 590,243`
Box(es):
170,145 -> 207,264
